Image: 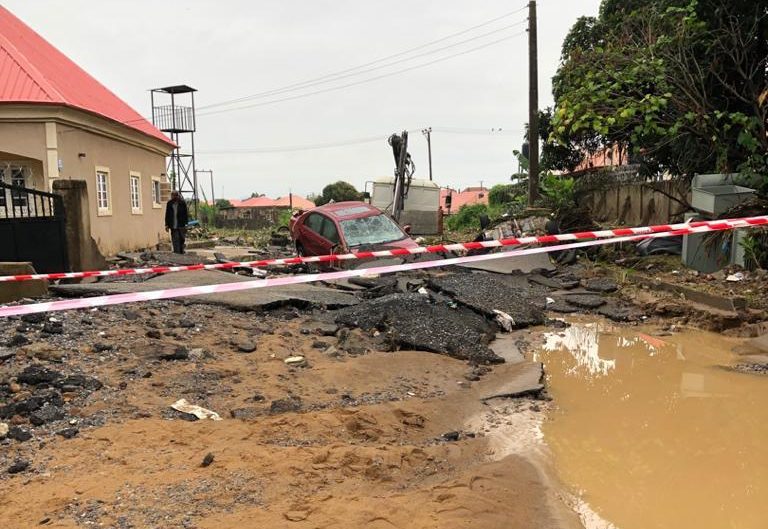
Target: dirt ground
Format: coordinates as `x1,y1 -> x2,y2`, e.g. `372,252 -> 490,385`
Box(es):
0,301 -> 579,529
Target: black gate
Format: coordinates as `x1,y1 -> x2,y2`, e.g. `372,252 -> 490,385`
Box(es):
0,181 -> 69,273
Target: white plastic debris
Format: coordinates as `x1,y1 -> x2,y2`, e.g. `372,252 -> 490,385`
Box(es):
417,287 -> 429,295
493,309 -> 516,332
284,356 -> 307,366
726,272 -> 744,282
170,399 -> 222,421
0,422 -> 9,438
545,297 -> 555,306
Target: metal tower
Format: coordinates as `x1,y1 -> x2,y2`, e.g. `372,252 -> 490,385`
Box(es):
151,85 -> 198,216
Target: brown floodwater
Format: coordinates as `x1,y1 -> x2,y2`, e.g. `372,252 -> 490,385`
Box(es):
535,320 -> 768,529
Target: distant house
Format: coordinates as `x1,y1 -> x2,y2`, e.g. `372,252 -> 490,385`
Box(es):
217,194 -> 316,228
440,187 -> 489,213
0,6 -> 174,261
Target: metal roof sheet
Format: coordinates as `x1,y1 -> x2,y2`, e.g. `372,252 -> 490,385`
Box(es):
0,6 -> 173,147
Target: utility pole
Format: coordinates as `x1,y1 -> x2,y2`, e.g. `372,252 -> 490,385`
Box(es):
527,0 -> 540,206
422,127 -> 433,181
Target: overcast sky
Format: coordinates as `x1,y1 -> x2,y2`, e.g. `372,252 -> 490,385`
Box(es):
5,0 -> 600,200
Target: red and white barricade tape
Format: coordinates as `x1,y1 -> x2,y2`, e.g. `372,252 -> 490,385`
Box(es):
0,223 -> 753,317
0,215 -> 766,283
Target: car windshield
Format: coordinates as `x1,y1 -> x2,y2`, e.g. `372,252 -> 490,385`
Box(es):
339,214 -> 406,247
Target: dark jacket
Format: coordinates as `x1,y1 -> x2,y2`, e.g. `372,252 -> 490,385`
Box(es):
165,198 -> 189,229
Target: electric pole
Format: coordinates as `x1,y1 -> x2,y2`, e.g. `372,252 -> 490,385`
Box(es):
422,127 -> 433,181
527,0 -> 540,206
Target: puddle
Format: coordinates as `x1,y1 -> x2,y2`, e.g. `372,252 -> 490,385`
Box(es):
536,321 -> 768,529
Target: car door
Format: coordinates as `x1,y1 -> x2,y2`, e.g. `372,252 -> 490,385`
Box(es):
300,213 -> 335,255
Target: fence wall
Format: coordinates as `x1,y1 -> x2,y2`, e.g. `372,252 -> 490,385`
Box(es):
576,171 -> 691,226
215,206 -> 286,230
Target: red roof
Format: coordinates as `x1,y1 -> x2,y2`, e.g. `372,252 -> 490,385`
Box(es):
232,195 -> 317,209
273,195 -> 315,209
0,7 -> 173,147
440,187 -> 489,211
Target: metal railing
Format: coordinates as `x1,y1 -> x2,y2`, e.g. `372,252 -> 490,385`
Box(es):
0,181 -> 63,220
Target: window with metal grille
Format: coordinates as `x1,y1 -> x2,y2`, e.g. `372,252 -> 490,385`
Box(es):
130,174 -> 141,212
0,165 -> 29,208
96,171 -> 110,211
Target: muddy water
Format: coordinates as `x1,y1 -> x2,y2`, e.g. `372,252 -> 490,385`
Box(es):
535,320 -> 768,529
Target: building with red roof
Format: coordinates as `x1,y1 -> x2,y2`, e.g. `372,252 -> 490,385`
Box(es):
0,6 -> 174,264
439,186 -> 489,213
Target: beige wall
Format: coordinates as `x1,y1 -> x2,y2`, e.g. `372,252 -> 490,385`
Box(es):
57,126 -> 168,255
0,123 -> 47,189
0,106 -> 173,256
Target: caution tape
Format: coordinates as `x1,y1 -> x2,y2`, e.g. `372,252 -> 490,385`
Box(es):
0,223 -> 750,318
1,215 -> 766,283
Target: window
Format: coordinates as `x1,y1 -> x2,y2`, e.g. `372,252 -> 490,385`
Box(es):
96,169 -> 111,215
129,172 -> 142,214
305,213 -> 325,234
0,165 -> 30,209
305,213 -> 340,244
339,214 -> 406,247
152,178 -> 161,207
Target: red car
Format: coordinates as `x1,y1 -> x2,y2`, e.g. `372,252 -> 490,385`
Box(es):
289,201 -> 419,256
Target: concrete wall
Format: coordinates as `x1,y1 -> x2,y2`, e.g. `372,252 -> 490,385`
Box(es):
217,206 -> 285,229
580,179 -> 690,226
0,262 -> 47,303
53,179 -> 108,272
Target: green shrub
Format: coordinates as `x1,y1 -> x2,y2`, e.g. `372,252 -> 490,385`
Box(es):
540,173 -> 576,213
446,203 -> 492,231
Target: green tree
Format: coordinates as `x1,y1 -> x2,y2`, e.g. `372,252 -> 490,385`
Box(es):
314,181 -> 362,206
550,0 -> 768,178
214,199 -> 232,209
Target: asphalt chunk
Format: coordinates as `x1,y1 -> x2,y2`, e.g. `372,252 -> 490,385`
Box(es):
335,293 -> 501,364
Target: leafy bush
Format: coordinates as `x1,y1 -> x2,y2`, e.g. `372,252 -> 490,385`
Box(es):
540,173 -> 576,213
445,204 -> 497,231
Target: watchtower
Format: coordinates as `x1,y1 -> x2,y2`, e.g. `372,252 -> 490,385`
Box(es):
151,85 -> 198,215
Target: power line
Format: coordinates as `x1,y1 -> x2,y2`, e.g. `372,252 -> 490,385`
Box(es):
200,20 -> 526,108
198,6 -> 528,110
198,127 -> 514,155
198,31 -> 526,117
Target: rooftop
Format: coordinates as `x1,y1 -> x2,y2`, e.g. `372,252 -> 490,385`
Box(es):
0,6 -> 173,147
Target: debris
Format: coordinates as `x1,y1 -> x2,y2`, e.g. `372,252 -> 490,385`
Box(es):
335,293 -> 501,364
442,431 -> 460,441
56,427 -> 79,439
160,346 -> 189,361
564,294 -> 607,309
285,356 -> 307,367
233,339 -> 257,353
170,399 -> 222,421
428,273 -> 545,328
17,365 -> 62,386
493,310 -> 516,332
269,396 -> 302,414
584,277 -> 619,293
7,426 -> 32,442
7,459 -> 30,474
201,453 -> 215,467
726,272 -> 744,282
0,422 -> 8,438
6,334 -> 29,347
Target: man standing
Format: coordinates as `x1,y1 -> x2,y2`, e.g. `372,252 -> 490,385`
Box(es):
165,191 -> 189,254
